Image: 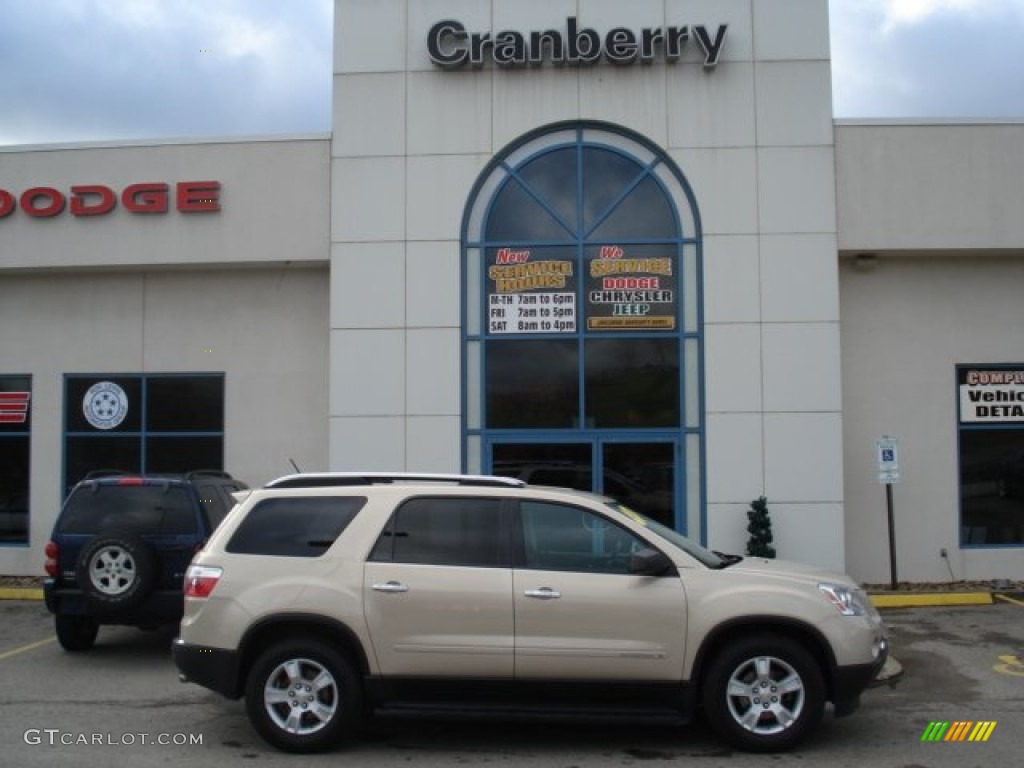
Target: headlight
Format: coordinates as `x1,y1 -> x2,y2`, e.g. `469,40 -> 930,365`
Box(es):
819,582 -> 868,616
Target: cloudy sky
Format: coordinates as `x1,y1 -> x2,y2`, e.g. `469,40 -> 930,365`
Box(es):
0,0 -> 1022,147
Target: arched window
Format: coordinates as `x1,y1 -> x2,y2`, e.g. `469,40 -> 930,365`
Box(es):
461,123 -> 704,537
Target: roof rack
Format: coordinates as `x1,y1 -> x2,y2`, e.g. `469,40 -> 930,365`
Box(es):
264,472 -> 527,490
81,469 -> 133,481
184,469 -> 235,481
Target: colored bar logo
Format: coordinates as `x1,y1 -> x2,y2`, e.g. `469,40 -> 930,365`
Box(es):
921,721 -> 997,742
0,392 -> 31,424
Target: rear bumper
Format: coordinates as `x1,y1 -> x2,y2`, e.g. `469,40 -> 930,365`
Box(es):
173,638 -> 243,699
44,579 -> 184,625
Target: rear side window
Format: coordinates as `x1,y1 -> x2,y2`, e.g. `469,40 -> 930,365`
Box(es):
58,485 -> 195,535
197,483 -> 234,530
226,496 -> 366,557
369,497 -> 504,567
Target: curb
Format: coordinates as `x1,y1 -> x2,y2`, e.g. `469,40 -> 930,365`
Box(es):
0,588 -> 44,601
869,592 -> 993,609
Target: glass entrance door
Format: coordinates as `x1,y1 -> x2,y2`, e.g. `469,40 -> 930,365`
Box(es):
489,439 -> 678,529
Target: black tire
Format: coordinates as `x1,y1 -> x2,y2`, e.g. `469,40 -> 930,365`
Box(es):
76,534 -> 158,613
55,614 -> 99,652
702,633 -> 825,752
245,640 -> 361,753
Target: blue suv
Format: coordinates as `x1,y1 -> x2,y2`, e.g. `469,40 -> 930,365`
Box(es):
44,470 -> 247,651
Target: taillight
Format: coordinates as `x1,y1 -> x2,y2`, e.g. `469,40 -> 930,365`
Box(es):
184,565 -> 222,598
44,541 -> 59,578
116,477 -> 146,486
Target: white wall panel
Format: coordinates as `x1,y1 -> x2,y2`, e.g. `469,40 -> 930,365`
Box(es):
705,413 -> 764,503
331,242 -> 406,328
760,234 -> 839,322
406,154 -> 488,241
335,0 -> 406,74
705,324 -> 763,413
331,156 -> 406,241
670,148 -> 758,235
407,71 -> 493,156
668,62 -> 756,149
755,61 -> 833,147
757,146 -> 836,234
330,416 -> 405,469
752,0 -> 830,61
764,412 -> 843,502
762,323 -> 842,412
329,329 -> 405,416
407,241 -> 460,328
406,328 -> 460,415
702,235 -> 760,324
333,74 -> 407,157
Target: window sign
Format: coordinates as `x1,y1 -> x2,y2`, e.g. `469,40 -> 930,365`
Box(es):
586,244 -> 676,331
487,247 -> 576,334
959,368 -> 1024,423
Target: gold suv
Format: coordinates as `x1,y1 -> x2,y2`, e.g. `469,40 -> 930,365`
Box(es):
173,473 -> 887,754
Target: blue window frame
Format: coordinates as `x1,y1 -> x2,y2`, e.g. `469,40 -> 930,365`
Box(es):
461,122 -> 705,539
63,373 -> 225,494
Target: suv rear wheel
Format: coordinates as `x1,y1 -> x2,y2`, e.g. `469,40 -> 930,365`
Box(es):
702,634 -> 825,752
245,640 -> 361,753
55,614 -> 99,652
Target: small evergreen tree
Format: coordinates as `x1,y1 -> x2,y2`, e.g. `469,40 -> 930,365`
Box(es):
746,496 -> 776,558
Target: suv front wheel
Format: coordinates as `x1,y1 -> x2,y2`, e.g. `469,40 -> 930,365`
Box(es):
702,634 -> 825,752
245,640 -> 361,753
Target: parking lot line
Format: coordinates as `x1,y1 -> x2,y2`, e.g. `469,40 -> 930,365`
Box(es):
995,594 -> 1024,607
0,636 -> 55,661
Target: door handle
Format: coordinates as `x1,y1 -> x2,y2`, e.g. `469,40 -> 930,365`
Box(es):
371,581 -> 409,593
524,587 -> 561,600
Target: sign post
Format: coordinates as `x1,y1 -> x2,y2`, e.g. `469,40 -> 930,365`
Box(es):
877,436 -> 900,589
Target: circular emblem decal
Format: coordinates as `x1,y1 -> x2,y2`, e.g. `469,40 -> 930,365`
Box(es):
83,381 -> 129,430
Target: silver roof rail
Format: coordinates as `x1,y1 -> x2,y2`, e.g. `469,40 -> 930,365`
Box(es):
264,472 -> 527,490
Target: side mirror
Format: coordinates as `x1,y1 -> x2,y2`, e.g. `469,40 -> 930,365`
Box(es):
630,548 -> 675,577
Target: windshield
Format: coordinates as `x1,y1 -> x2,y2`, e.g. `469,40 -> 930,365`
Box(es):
606,500 -> 725,568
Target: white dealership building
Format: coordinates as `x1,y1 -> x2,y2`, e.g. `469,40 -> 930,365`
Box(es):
1,0 -> 1022,584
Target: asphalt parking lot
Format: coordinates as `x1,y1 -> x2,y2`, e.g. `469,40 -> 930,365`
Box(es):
0,597 -> 1021,768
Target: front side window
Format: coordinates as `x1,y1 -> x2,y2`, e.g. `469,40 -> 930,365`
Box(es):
370,497 -> 504,567
519,501 -> 647,575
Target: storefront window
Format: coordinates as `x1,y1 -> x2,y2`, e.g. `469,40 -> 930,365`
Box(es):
0,375 -> 31,545
957,365 -> 1024,546
462,122 -> 703,535
64,374 -> 224,492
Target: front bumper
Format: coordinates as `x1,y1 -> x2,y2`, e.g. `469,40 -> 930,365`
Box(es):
831,637 -> 888,717
173,638 -> 243,699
